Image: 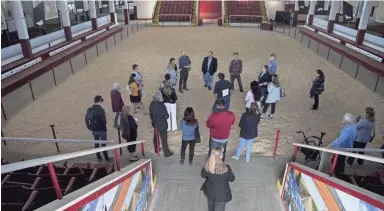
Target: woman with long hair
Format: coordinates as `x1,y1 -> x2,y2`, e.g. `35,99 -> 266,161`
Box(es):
258,65 -> 272,106
120,105 -> 139,161
346,107 -> 375,166
232,102 -> 261,162
180,107 -> 199,165
245,81 -> 261,111
309,69 -> 325,110
128,73 -> 147,115
262,74 -> 280,119
166,58 -> 179,88
161,80 -> 178,131
201,147 -> 235,211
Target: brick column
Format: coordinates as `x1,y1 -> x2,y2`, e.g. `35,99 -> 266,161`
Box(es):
89,0 -> 97,30
292,0 -> 299,26
11,0 -> 32,58
307,0 -> 317,25
327,0 -> 341,33
356,0 -> 372,45
124,0 -> 129,24
59,0 -> 72,41
109,0 -> 116,24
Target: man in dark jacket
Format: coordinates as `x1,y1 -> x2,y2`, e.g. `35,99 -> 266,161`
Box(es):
111,83 -> 124,128
229,52 -> 243,92
91,95 -> 112,162
202,51 -> 218,90
178,50 -> 191,93
212,73 -> 233,112
149,91 -> 174,157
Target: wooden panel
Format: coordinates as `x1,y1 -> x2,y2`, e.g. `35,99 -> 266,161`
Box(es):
53,60 -> 72,85
30,69 -> 55,99
97,41 -> 107,57
328,49 -> 342,68
71,53 -> 87,74
340,57 -> 358,78
2,83 -> 33,118
85,45 -> 98,64
356,66 -> 379,91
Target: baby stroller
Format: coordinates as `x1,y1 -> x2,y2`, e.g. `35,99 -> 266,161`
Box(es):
296,131 -> 326,164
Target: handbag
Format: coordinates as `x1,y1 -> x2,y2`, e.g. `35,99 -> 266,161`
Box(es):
195,128 -> 201,143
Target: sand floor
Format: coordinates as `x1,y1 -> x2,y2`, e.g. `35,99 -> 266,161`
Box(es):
2,26 -> 384,161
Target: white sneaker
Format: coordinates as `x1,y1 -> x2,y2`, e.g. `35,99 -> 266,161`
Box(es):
232,155 -> 239,160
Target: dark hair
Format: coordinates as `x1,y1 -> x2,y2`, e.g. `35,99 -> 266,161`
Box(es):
169,58 -> 175,63
270,53 -> 276,58
365,107 -> 375,122
164,73 -> 171,80
263,65 -> 269,71
316,69 -> 325,79
209,51 -> 213,54
233,52 -> 238,56
183,107 -> 197,125
94,95 -> 104,103
218,73 -> 225,80
250,81 -> 261,102
215,99 -> 225,107
132,64 -> 138,70
128,73 -> 136,85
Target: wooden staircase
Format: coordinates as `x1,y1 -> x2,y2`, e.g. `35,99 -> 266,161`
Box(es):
152,0 -> 162,26
191,0 -> 197,26
224,1 -> 229,27
259,1 -> 269,22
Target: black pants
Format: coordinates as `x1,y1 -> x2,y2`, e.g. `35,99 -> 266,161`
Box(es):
262,102 -> 276,114
313,94 -> 319,109
179,70 -> 189,90
153,128 -> 172,157
260,86 -> 268,106
181,140 -> 196,161
208,138 -> 228,162
122,136 -> 136,153
332,155 -> 346,178
92,131 -> 110,160
347,141 -> 367,166
208,199 -> 226,211
230,74 -> 243,91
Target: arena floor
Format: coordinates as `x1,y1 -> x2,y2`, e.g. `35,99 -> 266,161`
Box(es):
2,26 -> 384,161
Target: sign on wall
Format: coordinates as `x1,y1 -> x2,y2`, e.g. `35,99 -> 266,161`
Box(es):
376,1 -> 384,23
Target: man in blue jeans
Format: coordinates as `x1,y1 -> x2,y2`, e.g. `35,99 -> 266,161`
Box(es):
86,95 -> 113,162
212,73 -> 233,112
202,51 -> 218,90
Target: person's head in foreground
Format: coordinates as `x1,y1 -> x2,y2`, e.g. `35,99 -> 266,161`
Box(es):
132,64 -> 139,71
208,51 -> 213,58
205,147 -> 228,174
365,107 -> 375,122
269,53 -> 276,61
218,72 -> 225,80
94,95 -> 103,105
215,99 -> 225,110
128,73 -> 136,84
121,105 -> 131,116
169,58 -> 175,65
181,50 -> 186,56
342,113 -> 356,126
271,74 -> 280,87
164,73 -> 171,81
316,69 -> 325,78
153,90 -> 164,102
233,52 -> 239,60
183,107 -> 197,124
112,82 -> 120,91
262,65 -> 269,73
250,80 -> 259,93
249,102 -> 260,114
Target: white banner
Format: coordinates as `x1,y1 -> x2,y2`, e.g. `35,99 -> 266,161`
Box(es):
376,1 -> 384,23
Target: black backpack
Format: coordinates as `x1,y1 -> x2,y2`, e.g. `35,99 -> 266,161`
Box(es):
85,107 -> 99,131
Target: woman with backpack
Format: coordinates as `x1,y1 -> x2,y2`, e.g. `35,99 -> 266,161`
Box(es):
258,65 -> 272,106
166,58 -> 179,88
261,74 -> 280,119
120,105 -> 139,161
180,107 -> 199,165
245,81 -> 261,112
111,82 -> 124,128
310,69 -> 325,110
232,102 -> 261,162
161,80 -> 178,131
201,147 -> 235,211
346,107 -> 375,166
129,73 -> 147,115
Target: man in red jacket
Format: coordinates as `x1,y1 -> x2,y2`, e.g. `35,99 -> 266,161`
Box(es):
206,99 -> 235,161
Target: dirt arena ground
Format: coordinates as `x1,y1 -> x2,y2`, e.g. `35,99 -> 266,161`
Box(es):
2,26 -> 384,161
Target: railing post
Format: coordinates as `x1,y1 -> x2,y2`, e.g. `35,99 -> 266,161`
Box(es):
136,22 -> 138,31
1,103 -> 7,121
117,126 -> 122,155
1,130 -> 6,145
318,151 -> 327,171
141,142 -> 145,157
273,130 -> 281,159
48,163 -> 63,200
329,154 -> 339,176
113,148 -> 121,171
131,25 -> 134,33
28,80 -> 35,100
292,146 -> 299,162
155,128 -> 160,156
50,125 -> 60,153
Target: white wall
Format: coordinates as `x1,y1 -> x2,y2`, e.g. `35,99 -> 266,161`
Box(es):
265,0 -> 285,20
134,0 -> 156,19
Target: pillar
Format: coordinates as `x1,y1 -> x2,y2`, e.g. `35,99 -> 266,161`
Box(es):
307,0 -> 317,25
109,0 -> 116,24
124,0 -> 129,25
355,1 -> 363,30
292,0 -> 299,27
11,0 -> 32,58
83,0 -> 89,20
59,0 -> 72,41
327,0 -> 341,33
98,0 -> 102,13
222,0 -> 225,21
356,0 -> 372,45
89,0 -> 97,30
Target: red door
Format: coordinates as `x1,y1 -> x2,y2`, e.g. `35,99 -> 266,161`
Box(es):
199,1 -> 222,19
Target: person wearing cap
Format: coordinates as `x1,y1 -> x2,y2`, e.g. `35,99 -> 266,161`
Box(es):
329,113 -> 357,178
91,95 -> 113,162
268,53 -> 278,75
111,82 -> 124,128
212,73 -> 233,113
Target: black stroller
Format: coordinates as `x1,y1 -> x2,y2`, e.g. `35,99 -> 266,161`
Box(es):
295,131 -> 326,164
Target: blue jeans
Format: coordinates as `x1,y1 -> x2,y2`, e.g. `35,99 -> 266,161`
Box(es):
203,72 -> 214,88
234,138 -> 254,162
114,112 -> 119,128
212,95 -> 231,113
92,131 -> 110,160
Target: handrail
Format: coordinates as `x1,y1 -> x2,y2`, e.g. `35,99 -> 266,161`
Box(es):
2,140 -> 145,174
1,137 -> 115,144
334,147 -> 384,153
292,143 -> 384,164
229,15 -> 264,24
159,14 -> 192,25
